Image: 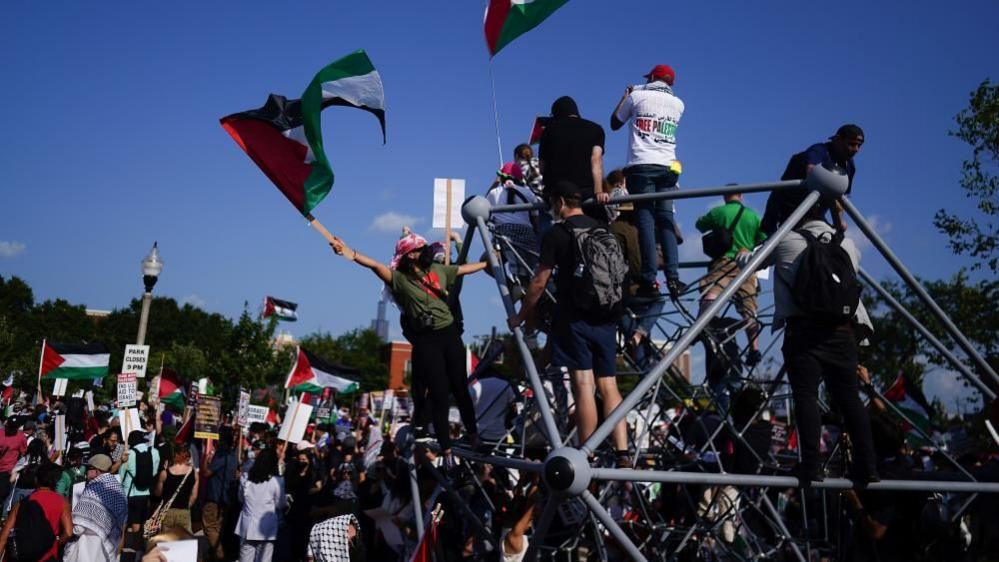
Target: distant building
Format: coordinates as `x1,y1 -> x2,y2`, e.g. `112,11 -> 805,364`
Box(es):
384,341 -> 412,390
272,331 -> 297,350
85,309 -> 111,319
651,340 -> 692,383
371,296 -> 389,341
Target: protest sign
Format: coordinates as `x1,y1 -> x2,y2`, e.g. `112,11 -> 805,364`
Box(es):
278,399 -> 313,444
237,388 -> 251,427
52,378 -> 68,397
246,405 -> 269,425
54,414 -> 66,453
315,407 -> 331,422
383,389 -> 395,412
194,395 -> 222,440
85,390 -> 95,412
117,373 -> 137,408
121,344 -> 150,377
157,540 -> 199,562
119,408 -> 141,439
370,391 -> 384,412
432,178 -> 465,229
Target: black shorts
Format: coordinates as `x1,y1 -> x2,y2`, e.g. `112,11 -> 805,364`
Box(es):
126,495 -> 149,525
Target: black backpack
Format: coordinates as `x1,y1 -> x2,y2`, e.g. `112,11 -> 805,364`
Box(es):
6,497 -> 56,562
701,204 -> 746,259
131,446 -> 155,491
790,229 -> 861,322
559,222 -> 627,314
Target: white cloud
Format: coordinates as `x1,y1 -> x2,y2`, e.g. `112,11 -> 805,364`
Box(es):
182,294 -> 207,308
845,214 -> 892,253
369,211 -> 423,234
0,241 -> 25,259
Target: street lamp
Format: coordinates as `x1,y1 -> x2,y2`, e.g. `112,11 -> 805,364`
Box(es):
136,242 -> 163,346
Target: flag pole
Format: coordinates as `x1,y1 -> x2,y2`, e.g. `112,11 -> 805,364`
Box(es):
305,213 -> 337,245
36,339 -> 46,404
488,59 -> 504,167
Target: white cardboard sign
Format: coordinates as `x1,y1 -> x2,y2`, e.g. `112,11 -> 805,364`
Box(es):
122,344 -> 150,377
432,178 -> 466,229
246,405 -> 269,425
237,389 -> 251,427
277,400 -> 313,444
52,378 -> 68,397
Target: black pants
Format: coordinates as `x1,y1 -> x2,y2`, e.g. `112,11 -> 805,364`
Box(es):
783,321 -> 877,475
410,324 -> 478,449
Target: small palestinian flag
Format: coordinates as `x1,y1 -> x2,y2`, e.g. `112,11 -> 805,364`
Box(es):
883,372 -> 936,445
221,50 -> 385,216
39,341 -> 110,380
529,116 -> 550,145
263,296 -> 298,322
484,0 -> 570,56
158,368 -> 187,411
285,347 -> 360,394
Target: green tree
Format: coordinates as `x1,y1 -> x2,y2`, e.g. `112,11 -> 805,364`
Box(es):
934,79 -> 999,272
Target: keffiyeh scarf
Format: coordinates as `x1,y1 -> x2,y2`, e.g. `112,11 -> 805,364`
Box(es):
309,514 -> 360,562
73,473 -> 127,560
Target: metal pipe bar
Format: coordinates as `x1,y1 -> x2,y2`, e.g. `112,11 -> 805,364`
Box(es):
449,447 -> 543,473
474,216 -> 561,446
447,226 -> 478,306
858,268 -> 996,400
841,197 -> 999,389
759,491 -> 808,562
590,467 -> 999,493
583,191 -> 823,454
489,180 -> 805,214
580,489 -> 649,562
524,496 -> 562,562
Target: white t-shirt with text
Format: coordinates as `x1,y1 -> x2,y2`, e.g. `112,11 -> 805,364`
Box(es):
614,81 -> 684,167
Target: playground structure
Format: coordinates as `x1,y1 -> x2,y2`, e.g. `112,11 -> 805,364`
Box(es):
407,165 -> 999,562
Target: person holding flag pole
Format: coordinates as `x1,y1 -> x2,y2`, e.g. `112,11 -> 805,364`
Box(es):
329,233 -> 489,474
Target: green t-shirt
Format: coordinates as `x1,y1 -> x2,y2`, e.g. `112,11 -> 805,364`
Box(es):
695,201 -> 766,259
56,466 -> 85,498
390,263 -> 459,332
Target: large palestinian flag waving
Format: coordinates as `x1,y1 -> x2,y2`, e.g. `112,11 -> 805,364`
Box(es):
262,296 -> 298,322
484,0 -> 569,56
157,368 -> 187,411
285,347 -> 360,394
220,50 -> 385,216
40,342 -> 110,380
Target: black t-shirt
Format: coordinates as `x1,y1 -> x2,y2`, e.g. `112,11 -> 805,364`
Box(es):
540,215 -> 599,319
538,116 -> 605,197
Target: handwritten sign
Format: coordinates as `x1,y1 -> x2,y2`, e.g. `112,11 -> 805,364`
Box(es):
237,389 -> 251,427
246,405 -> 269,425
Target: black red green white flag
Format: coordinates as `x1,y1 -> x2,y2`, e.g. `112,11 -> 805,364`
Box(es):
883,372 -> 936,445
263,296 -> 298,322
285,347 -> 360,394
157,368 -> 186,411
221,50 -> 385,216
39,341 -> 110,380
484,0 -> 569,56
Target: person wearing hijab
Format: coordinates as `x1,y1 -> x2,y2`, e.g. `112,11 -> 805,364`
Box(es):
329,232 -> 488,474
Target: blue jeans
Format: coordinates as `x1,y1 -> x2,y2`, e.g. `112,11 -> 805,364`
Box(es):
620,297 -> 666,369
626,164 -> 680,284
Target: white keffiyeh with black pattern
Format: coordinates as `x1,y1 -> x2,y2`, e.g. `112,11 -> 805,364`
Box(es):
71,473 -> 127,561
308,514 -> 359,562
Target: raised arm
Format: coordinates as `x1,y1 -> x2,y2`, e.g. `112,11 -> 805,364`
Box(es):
592,145 -> 607,203
456,262 -> 489,276
330,236 -> 393,284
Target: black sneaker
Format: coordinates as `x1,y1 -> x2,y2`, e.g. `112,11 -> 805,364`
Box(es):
634,281 -> 661,300
790,465 -> 824,486
666,278 -> 686,300
745,349 -> 762,367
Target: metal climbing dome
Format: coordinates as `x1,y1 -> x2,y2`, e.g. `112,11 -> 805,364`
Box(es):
405,166 -> 999,561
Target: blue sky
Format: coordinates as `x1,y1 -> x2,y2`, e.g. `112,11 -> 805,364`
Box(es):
2,1 -> 997,411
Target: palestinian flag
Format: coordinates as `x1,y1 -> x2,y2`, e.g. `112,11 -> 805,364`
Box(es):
529,115 -> 550,145
883,372 -> 936,444
158,368 -> 187,411
285,347 -> 360,394
263,296 -> 298,322
220,50 -> 385,216
39,341 -> 109,380
484,0 -> 570,56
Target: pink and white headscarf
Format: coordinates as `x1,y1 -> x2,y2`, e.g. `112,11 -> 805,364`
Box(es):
389,233 -> 428,269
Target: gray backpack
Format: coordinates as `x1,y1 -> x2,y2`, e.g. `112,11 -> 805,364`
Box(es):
560,222 -> 627,313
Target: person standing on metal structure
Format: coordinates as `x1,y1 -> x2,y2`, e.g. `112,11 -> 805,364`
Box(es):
762,124 -> 865,235
538,96 -> 609,222
509,180 -> 631,466
743,195 -> 879,484
695,192 -> 767,367
610,64 -> 686,300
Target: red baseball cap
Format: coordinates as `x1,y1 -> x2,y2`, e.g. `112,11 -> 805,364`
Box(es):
644,64 -> 676,85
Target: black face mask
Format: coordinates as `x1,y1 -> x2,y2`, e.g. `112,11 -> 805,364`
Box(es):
416,246 -> 435,270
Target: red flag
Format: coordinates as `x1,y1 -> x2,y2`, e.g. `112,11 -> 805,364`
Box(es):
410,515 -> 440,562
529,116 -> 550,145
